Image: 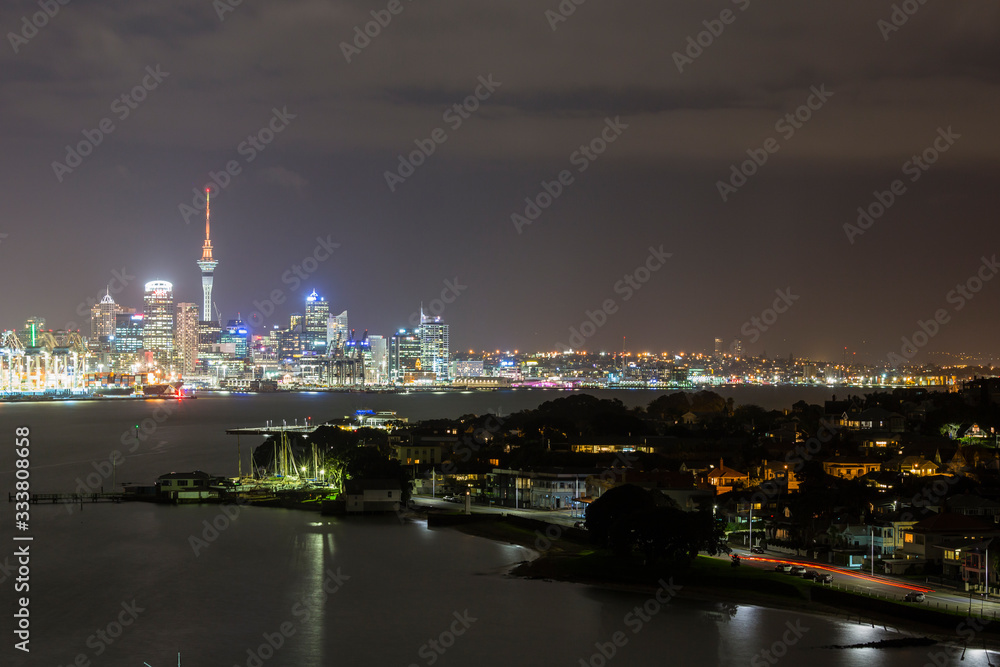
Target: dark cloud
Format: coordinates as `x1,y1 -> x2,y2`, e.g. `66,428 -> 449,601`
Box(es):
1,0 -> 998,361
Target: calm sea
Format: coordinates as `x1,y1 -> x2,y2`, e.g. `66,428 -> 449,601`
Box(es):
0,390 -> 965,666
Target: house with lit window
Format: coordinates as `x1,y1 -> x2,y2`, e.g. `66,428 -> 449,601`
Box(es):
900,513 -> 1000,579
821,456 -> 881,480
344,478 -> 402,513
706,459 -> 749,494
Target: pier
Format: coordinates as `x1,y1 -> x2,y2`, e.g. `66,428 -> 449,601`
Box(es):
9,492 -> 125,504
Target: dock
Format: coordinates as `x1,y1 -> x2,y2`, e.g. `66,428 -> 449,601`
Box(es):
9,492 -> 125,504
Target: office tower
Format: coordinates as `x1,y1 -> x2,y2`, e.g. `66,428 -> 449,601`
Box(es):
389,328 -> 422,383
714,337 -> 724,357
113,313 -> 144,354
420,311 -> 450,382
289,313 -> 303,330
304,290 -> 330,353
90,289 -> 122,344
196,189 -> 219,322
731,338 -> 743,358
327,310 -> 348,352
142,280 -> 174,364
367,334 -> 387,385
220,318 -> 249,360
21,317 -> 45,347
175,303 -> 199,376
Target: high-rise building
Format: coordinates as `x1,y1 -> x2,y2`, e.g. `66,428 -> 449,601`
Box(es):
196,189 -> 219,322
367,334 -> 387,385
220,318 -> 249,360
175,303 -> 199,376
420,312 -> 450,382
142,280 -> 174,364
714,337 -> 724,357
389,328 -> 423,383
113,313 -> 144,354
21,317 -> 45,347
304,290 -> 330,353
90,289 -> 122,346
327,310 -> 348,352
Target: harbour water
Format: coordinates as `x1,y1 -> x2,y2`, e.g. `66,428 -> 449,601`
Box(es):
0,389 -> 968,666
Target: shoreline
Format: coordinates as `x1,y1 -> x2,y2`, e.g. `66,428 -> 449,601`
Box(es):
444,516 -> 999,649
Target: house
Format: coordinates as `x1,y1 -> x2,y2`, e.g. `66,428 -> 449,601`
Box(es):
493,467 -> 593,510
706,459 -> 749,494
900,513 -> 1000,579
156,471 -> 219,502
946,494 -> 1000,521
344,478 -> 402,513
395,442 -> 448,465
758,460 -> 800,492
883,455 -> 939,477
839,407 -> 904,433
821,456 -> 881,480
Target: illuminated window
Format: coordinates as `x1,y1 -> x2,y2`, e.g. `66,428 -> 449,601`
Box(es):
904,533 -> 914,543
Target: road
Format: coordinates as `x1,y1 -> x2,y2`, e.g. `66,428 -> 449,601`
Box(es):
725,546 -> 1000,620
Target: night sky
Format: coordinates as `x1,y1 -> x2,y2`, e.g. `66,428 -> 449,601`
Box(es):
2,0 -> 999,362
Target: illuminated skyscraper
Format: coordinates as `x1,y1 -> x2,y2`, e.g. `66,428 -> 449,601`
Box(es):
175,302 -> 199,376
327,310 -> 348,352
196,188 -> 219,322
420,311 -> 450,383
142,280 -> 174,364
304,290 -> 329,353
90,289 -> 122,349
389,328 -> 422,383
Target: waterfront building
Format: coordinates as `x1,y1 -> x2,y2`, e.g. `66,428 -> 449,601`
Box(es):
420,312 -> 450,383
454,360 -> 484,377
389,328 -> 423,383
327,310 -> 348,353
142,281 -> 174,364
220,318 -> 249,360
367,334 -> 388,385
175,303 -> 199,376
304,290 -> 329,353
90,290 -> 122,349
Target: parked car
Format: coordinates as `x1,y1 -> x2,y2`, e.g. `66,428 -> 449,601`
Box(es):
750,546 -> 764,554
817,573 -> 834,584
789,566 -> 807,576
573,521 -> 587,530
904,592 -> 926,603
774,563 -> 793,573
801,571 -> 820,581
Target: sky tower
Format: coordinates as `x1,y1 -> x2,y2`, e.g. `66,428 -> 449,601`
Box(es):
196,188 -> 219,322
